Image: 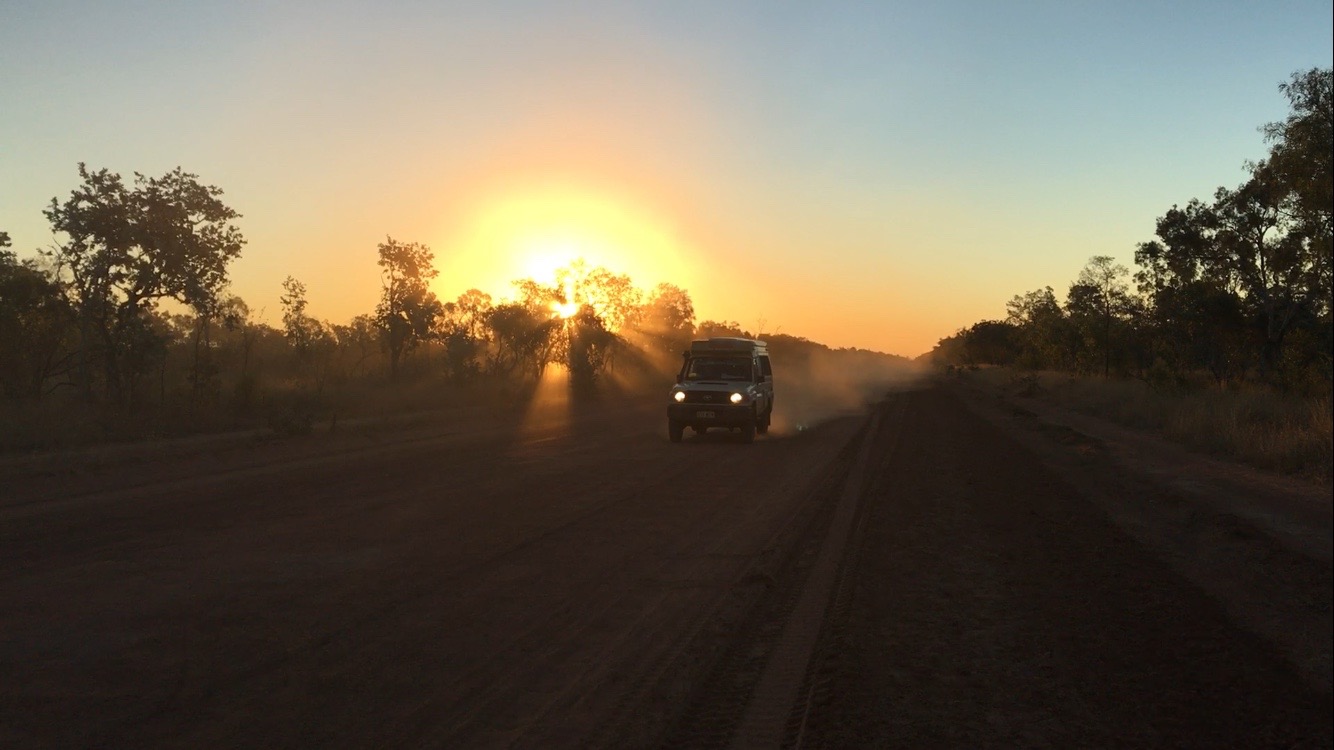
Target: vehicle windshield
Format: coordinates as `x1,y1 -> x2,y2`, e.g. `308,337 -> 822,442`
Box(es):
685,356 -> 752,381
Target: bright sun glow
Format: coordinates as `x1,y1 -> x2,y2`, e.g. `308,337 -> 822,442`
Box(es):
551,299 -> 579,318
438,184 -> 698,304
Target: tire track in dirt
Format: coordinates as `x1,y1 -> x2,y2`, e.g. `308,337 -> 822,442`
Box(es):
0,401 -> 868,749
653,398 -> 893,749
86,421 -> 739,747
805,384 -> 1331,748
411,419 -> 867,748
727,399 -> 888,749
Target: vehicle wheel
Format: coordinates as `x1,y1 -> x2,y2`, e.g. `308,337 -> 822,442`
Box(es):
757,407 -> 771,435
669,419 -> 684,443
739,419 -> 756,444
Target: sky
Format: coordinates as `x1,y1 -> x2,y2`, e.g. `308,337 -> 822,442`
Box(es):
2,1 -> 1331,357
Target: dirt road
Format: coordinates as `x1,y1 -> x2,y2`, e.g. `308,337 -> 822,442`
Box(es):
2,383 -> 1328,748
793,385 -> 1332,749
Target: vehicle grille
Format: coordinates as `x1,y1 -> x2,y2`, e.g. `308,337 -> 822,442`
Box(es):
682,391 -> 732,405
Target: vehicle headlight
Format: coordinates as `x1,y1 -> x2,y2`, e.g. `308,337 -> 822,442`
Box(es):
674,391 -> 686,402
730,392 -> 744,404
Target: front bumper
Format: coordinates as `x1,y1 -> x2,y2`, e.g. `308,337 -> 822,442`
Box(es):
669,403 -> 754,427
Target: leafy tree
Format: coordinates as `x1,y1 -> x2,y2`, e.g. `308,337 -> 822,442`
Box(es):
566,304 -> 618,394
1070,256 -> 1132,377
1134,198 -> 1218,296
1135,71 -> 1331,382
1262,68 -> 1332,273
43,164 -> 244,403
0,236 -> 73,399
1140,176 -> 1317,377
550,263 -> 637,385
1005,286 -> 1075,369
329,314 -> 379,379
186,303 -> 222,405
215,295 -> 262,409
279,276 -> 323,358
374,237 -> 441,379
930,320 -> 1018,366
696,320 -> 748,339
436,289 -> 493,381
554,260 -> 642,333
452,288 -> 494,342
1136,202 -> 1249,380
936,70 -> 1331,392
635,282 -> 696,361
1252,67 -> 1332,378
964,320 -> 1019,366
509,261 -> 642,386
485,302 -> 558,377
1151,280 -> 1248,383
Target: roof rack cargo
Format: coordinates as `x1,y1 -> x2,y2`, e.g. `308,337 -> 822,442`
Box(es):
688,337 -> 767,354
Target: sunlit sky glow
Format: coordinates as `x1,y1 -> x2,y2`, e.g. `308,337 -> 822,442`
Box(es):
2,1 -> 1331,356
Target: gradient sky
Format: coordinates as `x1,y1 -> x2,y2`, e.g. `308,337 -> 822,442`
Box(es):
3,1 -> 1331,356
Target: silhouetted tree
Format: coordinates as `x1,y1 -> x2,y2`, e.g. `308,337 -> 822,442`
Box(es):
1005,286 -> 1075,369
696,320 -> 748,340
555,260 -> 641,333
929,321 -> 1019,366
508,261 -> 642,386
1149,280 -> 1248,383
486,302 -> 558,377
280,276 -> 323,360
634,283 -> 695,362
1071,256 -> 1132,377
566,304 -> 618,394
435,290 -> 492,381
453,289 -> 494,342
42,164 -> 244,403
0,237 -> 73,399
374,237 -> 441,380
1262,68 -> 1332,299
330,314 -> 379,379
215,295 -> 261,410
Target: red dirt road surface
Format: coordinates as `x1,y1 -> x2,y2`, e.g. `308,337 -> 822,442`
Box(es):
2,382 -> 1329,748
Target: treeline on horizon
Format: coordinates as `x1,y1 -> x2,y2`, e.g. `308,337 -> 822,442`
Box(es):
0,170 -> 905,450
930,68 -> 1331,397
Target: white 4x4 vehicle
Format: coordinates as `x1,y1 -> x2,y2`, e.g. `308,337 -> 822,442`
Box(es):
667,338 -> 774,443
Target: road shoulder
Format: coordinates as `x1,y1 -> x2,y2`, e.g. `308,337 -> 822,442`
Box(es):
951,378 -> 1333,696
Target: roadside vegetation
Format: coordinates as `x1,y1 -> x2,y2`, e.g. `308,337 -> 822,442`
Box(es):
962,366 -> 1331,483
0,177 -> 906,452
930,69 -> 1332,482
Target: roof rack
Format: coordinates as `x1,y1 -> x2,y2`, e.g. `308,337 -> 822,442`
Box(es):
689,337 -> 768,354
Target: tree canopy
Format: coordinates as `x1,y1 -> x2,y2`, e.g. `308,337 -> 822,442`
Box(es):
933,68 -> 1332,393
42,164 -> 245,402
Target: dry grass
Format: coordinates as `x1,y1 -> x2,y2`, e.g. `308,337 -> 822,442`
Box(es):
0,375 -> 533,454
0,362 -> 680,455
965,367 -> 1332,484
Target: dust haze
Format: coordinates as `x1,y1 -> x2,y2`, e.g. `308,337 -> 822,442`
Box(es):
766,346 -> 926,436
609,335 -> 925,438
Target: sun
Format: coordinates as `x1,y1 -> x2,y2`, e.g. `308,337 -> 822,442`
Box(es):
517,238 -> 584,287
551,298 -> 579,318
440,183 -> 697,305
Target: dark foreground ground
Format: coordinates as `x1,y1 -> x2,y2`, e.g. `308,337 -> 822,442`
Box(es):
1,382 -> 1329,748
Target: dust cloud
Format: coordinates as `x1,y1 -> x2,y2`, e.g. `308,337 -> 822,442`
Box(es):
605,338 -> 928,436
768,349 -> 926,435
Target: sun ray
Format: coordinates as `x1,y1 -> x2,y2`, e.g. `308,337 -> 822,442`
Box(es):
438,183 -> 698,308
516,363 -> 572,441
